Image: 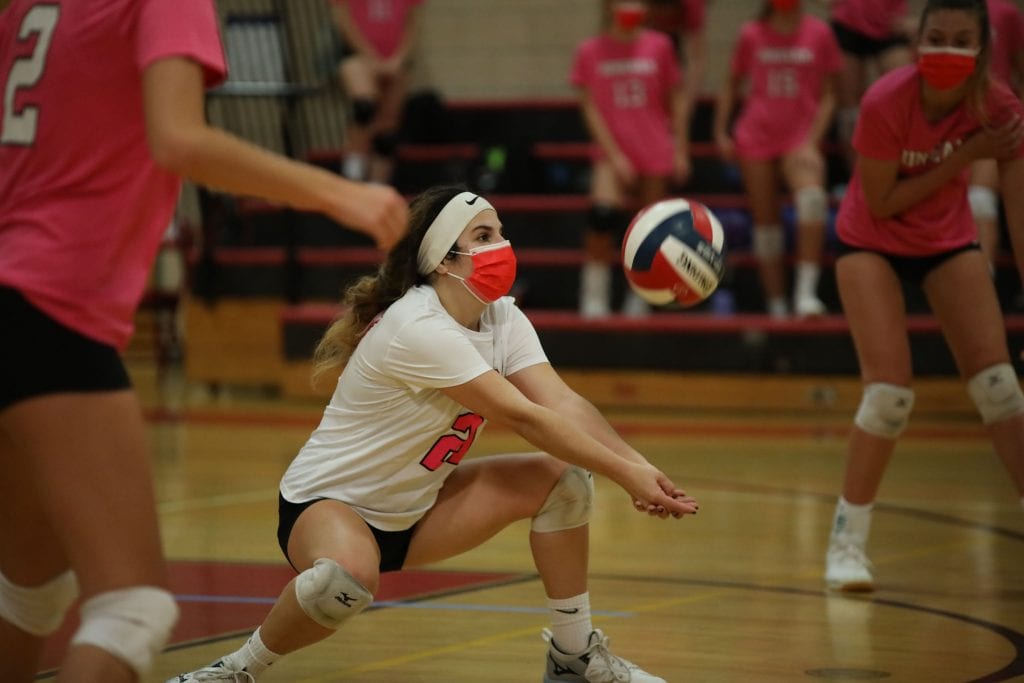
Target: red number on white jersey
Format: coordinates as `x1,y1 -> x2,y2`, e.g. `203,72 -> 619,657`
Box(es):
419,412 -> 484,471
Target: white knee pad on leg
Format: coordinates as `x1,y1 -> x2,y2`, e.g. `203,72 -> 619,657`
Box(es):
968,186 -> 999,222
532,465 -> 594,533
854,383 -> 915,438
968,363 -> 1024,425
295,558 -> 373,630
71,586 -> 178,676
795,186 -> 828,224
0,568 -> 77,636
752,225 -> 785,261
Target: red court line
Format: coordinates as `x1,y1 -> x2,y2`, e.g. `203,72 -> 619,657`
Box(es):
39,562 -> 516,672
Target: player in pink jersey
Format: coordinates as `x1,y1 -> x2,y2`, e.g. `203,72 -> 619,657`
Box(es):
714,0 -> 842,317
571,0 -> 690,318
332,0 -> 424,184
0,0 -> 407,680
824,0 -> 1024,593
167,185 -> 695,683
645,0 -> 707,142
968,0 -> 1024,265
823,0 -> 914,171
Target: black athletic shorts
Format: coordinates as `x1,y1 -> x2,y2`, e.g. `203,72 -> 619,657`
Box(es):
835,240 -> 980,287
277,494 -> 417,573
831,21 -> 910,58
0,286 -> 131,412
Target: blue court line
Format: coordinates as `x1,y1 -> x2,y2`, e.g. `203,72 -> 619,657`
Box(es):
173,593 -> 632,617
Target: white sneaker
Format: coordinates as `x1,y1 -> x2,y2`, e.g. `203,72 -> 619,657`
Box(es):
825,540 -> 875,592
543,628 -> 666,683
166,661 -> 255,682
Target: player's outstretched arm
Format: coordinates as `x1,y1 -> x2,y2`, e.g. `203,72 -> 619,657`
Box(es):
443,369 -> 699,518
141,56 -> 407,249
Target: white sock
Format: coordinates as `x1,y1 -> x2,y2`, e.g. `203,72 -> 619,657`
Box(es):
580,262 -> 611,317
547,592 -> 593,654
223,627 -> 280,678
832,496 -> 873,544
794,261 -> 821,300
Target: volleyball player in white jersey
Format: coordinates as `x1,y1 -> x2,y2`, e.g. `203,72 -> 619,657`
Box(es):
169,185 -> 698,683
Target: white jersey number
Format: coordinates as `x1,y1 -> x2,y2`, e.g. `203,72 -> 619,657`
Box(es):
2,5 -> 61,146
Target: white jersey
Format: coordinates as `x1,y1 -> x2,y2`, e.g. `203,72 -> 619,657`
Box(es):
280,285 -> 548,531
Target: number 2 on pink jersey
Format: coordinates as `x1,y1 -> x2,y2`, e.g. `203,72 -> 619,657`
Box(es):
2,5 -> 60,146
419,412 -> 485,471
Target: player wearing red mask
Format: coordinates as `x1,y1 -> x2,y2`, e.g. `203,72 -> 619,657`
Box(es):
714,0 -> 842,317
167,185 -> 697,683
571,0 -> 692,318
824,0 -> 1024,593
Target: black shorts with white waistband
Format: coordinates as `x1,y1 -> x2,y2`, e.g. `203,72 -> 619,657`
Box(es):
0,286 -> 131,412
277,494 -> 417,573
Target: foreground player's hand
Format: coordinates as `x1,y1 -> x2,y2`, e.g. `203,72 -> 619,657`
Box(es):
334,181 -> 409,250
623,463 -> 699,519
968,115 -> 1024,162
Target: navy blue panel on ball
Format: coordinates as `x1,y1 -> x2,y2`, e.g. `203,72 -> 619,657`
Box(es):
631,210 -> 697,271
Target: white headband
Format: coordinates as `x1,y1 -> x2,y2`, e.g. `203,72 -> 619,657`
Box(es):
416,192 -> 495,275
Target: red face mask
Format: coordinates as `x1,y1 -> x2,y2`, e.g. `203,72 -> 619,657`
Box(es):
447,240 -> 517,304
917,46 -> 978,90
770,0 -> 799,12
613,3 -> 647,31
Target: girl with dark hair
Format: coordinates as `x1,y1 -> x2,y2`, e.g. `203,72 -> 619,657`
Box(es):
169,185 -> 696,683
824,0 -> 1024,593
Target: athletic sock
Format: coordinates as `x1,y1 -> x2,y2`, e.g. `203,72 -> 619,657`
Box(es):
547,592 -> 593,654
223,627 -> 280,678
832,496 -> 873,544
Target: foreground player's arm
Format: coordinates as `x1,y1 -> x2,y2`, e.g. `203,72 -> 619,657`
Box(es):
508,362 -> 646,466
858,116 -> 1024,219
441,370 -> 697,517
141,56 -> 407,248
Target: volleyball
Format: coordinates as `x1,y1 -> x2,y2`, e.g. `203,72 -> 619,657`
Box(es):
621,198 -> 726,307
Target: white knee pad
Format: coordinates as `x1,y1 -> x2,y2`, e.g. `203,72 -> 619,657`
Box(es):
70,586 -> 178,676
752,225 -> 785,260
968,363 -> 1024,425
854,383 -> 915,439
0,568 -> 77,636
295,558 -> 373,630
532,465 -> 595,533
795,186 -> 828,224
968,186 -> 999,221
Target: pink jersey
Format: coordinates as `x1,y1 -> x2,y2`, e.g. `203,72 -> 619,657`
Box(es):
335,0 -> 422,59
570,30 -> 682,175
830,0 -> 909,40
989,0 -> 1024,90
0,0 -> 225,349
646,0 -> 706,35
730,16 -> 842,160
837,66 -> 1024,255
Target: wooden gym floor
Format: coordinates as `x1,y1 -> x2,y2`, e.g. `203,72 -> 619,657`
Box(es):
36,362 -> 1024,682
